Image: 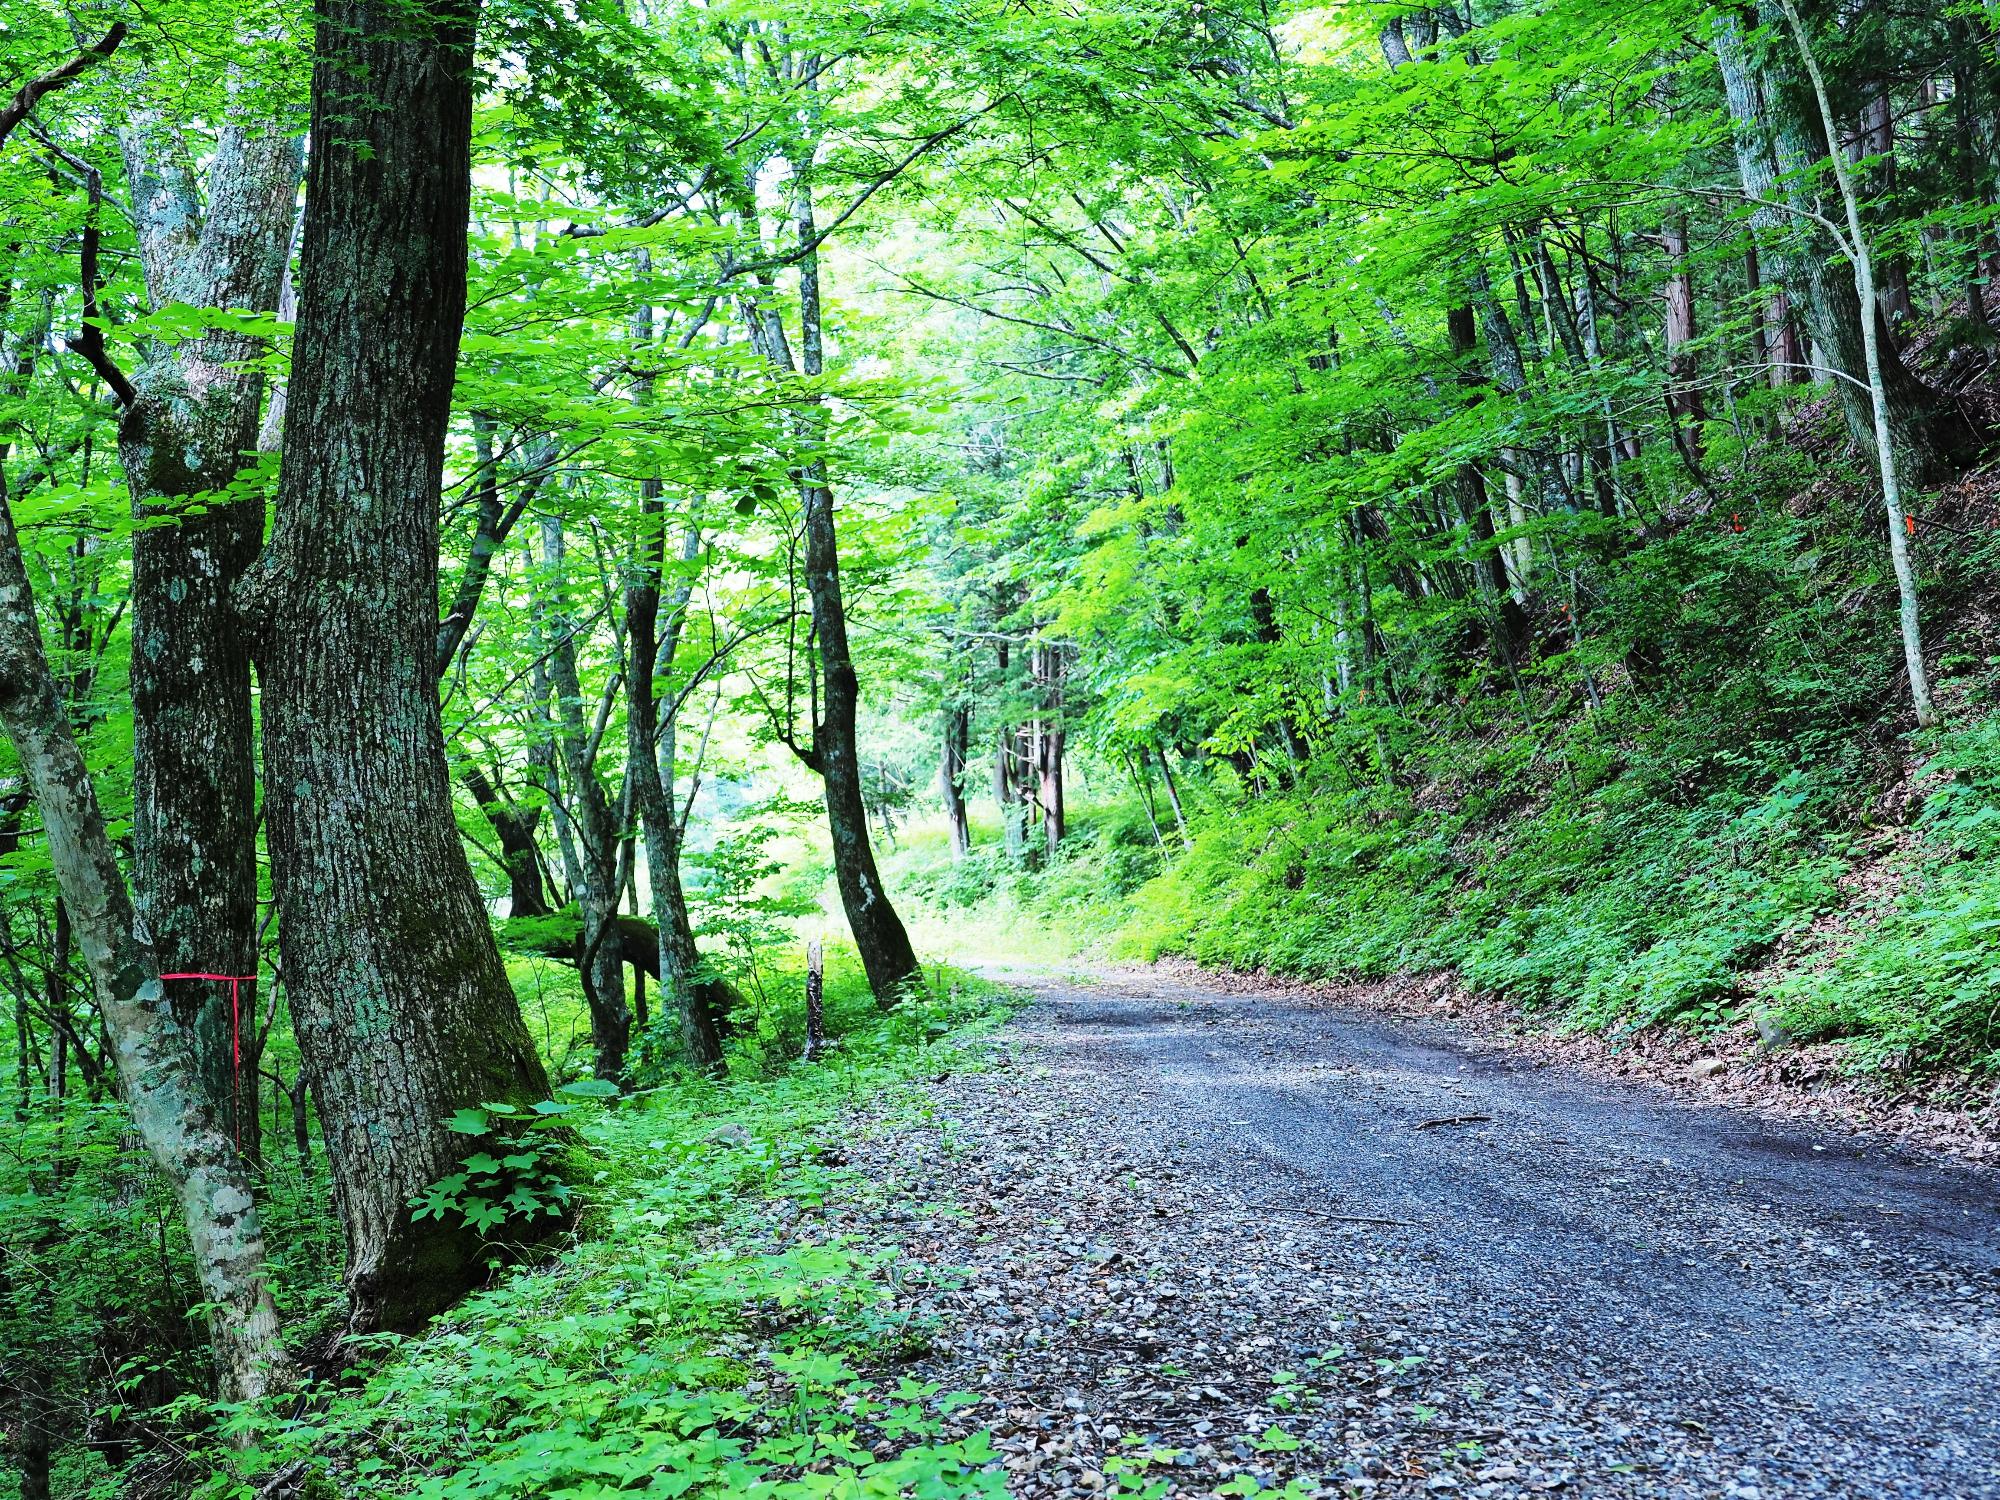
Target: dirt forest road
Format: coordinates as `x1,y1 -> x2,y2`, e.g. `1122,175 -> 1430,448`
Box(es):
840,966 -> 2000,1499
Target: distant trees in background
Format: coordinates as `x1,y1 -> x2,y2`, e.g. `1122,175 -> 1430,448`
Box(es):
5,0 -> 2000,1482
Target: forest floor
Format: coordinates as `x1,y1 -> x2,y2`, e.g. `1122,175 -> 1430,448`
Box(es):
812,965 -> 2000,1499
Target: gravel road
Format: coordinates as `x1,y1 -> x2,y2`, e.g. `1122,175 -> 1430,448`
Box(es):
840,965 -> 2000,1499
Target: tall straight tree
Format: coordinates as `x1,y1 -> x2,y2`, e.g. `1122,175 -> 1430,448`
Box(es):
238,0 -> 553,1330
533,511 -> 629,1080
750,170 -> 922,1002
627,510 -> 728,1070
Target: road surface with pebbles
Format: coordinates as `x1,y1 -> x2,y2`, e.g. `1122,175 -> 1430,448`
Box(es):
828,965 -> 2000,1499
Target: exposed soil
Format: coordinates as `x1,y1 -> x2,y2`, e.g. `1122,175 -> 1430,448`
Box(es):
819,964 -> 2000,1499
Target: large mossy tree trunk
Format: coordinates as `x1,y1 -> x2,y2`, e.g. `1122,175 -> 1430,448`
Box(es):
237,0 -> 552,1333
118,102 -> 301,1130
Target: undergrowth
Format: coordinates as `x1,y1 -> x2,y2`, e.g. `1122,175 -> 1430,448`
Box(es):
886,804 -> 1166,965
51,960 -> 1018,1500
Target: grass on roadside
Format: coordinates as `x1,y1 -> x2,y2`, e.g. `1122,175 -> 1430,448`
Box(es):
185,959 -> 1018,1500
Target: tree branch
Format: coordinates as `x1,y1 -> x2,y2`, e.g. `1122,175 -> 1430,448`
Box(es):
66,160 -> 135,408
0,22 -> 127,152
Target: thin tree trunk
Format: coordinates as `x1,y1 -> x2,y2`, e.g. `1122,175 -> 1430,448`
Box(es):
1661,215 -> 1707,458
0,488 -> 288,1401
536,514 -> 628,1080
1156,748 -> 1190,846
461,765 -> 551,917
993,634 -> 1026,857
1777,0 -> 1936,725
1033,644 -> 1065,851
1855,79 -> 1913,327
434,416 -> 549,680
12,983 -> 27,1119
942,697 -> 971,857
1127,749 -> 1168,853
627,506 -> 728,1071
1744,241 -> 1772,384
749,158 -> 920,1003
1718,5 -> 1979,479
13,1353 -> 50,1500
237,0 -> 554,1331
1746,235 -> 1806,386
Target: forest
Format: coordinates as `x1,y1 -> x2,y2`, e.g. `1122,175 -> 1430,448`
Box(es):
4,0 -> 2000,1495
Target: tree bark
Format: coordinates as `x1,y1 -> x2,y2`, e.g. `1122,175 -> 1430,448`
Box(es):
993,634 -> 1026,857
627,502 -> 728,1070
745,162 -> 920,1004
796,473 -> 921,999
1660,215 -> 1707,459
117,97 -> 301,1126
535,514 -> 628,1080
0,14 -> 289,1405
1155,747 -> 1190,844
461,765 -> 551,917
1032,643 -> 1066,851
1715,6 -> 1981,479
236,0 -> 554,1332
1854,78 -> 1913,327
941,697 -> 971,858
1776,0 -> 1937,725
0,487 -> 288,1401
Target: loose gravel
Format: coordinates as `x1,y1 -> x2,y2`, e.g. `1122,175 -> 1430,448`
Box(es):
817,966 -> 2000,1499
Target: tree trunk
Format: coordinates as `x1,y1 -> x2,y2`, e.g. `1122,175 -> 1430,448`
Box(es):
13,1354 -> 50,1500
747,164 -> 920,1004
1155,747 -> 1190,845
797,462 -> 921,1000
941,698 -> 971,857
1855,79 -> 1913,327
116,99 -> 300,1128
1661,215 -> 1706,458
236,0 -> 554,1332
0,488 -> 288,1401
627,499 -> 727,1071
1032,644 -> 1066,852
1745,236 -> 1806,386
993,635 -> 1026,857
1777,0 -> 1937,725
1716,5 -> 1981,479
536,514 -> 628,1081
461,765 -> 551,917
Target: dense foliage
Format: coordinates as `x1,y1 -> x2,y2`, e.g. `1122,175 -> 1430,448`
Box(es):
8,0 -> 2000,1488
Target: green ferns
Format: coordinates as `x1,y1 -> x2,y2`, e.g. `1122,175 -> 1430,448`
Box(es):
1775,721 -> 2000,1075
